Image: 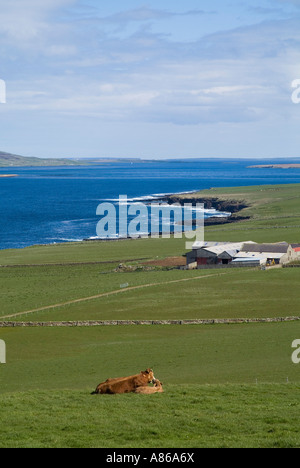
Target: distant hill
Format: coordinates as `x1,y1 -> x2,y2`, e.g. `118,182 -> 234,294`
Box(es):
0,152 -> 154,167
0,151 -> 85,167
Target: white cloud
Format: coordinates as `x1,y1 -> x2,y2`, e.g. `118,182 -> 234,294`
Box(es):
2,0 -> 300,159
0,0 -> 75,44
100,6 -> 209,24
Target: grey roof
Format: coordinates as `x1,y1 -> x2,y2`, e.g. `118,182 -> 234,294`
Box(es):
203,242 -> 250,255
232,257 -> 261,263
218,249 -> 240,259
241,243 -> 289,254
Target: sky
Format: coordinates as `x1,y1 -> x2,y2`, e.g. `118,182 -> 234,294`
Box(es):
1,0 -> 300,159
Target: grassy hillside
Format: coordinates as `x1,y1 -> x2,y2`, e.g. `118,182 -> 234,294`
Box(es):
0,323 -> 299,448
0,151 -> 82,167
0,265 -> 299,322
0,152 -> 152,167
0,183 -> 299,448
182,183 -> 300,244
0,237 -> 186,266
177,183 -> 300,220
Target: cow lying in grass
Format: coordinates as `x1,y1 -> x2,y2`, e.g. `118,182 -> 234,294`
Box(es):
91,368 -> 155,395
135,379 -> 163,394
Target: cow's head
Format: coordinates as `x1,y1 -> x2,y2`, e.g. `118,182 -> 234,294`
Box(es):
154,379 -> 163,388
141,368 -> 155,383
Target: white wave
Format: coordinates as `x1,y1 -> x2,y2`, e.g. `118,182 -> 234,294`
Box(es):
103,196 -> 160,203
61,218 -> 96,224
152,190 -> 198,197
60,238 -> 84,242
100,190 -> 199,203
48,237 -> 84,242
208,213 -> 231,218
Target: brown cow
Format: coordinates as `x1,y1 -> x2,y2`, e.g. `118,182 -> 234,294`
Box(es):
135,379 -> 164,394
91,369 -> 155,395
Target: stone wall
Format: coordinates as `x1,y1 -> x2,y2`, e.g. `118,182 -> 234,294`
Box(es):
0,316 -> 299,327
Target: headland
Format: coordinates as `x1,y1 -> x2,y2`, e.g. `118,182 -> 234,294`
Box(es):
249,164 -> 300,169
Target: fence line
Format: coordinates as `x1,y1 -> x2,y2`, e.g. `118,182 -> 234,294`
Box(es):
0,316 -> 299,328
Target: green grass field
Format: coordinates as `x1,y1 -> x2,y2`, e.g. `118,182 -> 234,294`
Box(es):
1,322 -> 298,391
0,323 -> 299,448
0,183 -> 300,448
0,384 -> 299,448
0,266 -> 299,322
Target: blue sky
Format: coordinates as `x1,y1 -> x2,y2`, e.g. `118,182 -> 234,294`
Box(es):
1,0 -> 300,159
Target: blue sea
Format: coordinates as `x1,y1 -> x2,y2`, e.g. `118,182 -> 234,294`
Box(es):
1,158 -> 300,251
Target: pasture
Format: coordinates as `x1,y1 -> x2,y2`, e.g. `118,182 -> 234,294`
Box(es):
0,265 -> 299,322
0,385 -> 299,448
0,183 -> 300,448
0,324 -> 299,448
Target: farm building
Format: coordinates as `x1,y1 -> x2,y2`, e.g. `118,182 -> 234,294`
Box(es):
233,251 -> 269,266
290,244 -> 300,262
186,241 -> 300,269
231,257 -> 263,268
239,243 -> 289,265
185,242 -> 227,266
186,241 -> 255,268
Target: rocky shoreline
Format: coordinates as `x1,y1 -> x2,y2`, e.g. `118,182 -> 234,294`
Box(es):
84,191 -> 250,241
160,193 -> 250,226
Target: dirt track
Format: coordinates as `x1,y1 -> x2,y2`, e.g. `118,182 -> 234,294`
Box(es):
0,272 -> 226,320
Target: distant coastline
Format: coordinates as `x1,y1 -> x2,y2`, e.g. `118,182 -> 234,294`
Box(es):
2,150 -> 300,168
249,164 -> 300,169
0,174 -> 18,178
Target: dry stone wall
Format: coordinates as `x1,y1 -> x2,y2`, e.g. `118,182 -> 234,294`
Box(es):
0,317 -> 299,327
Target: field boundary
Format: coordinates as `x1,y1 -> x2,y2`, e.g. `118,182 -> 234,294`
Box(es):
0,316 -> 299,327
0,257 -> 150,268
